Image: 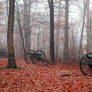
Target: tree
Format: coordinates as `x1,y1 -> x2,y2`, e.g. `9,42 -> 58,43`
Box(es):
23,0 -> 31,52
63,0 -> 69,60
6,0 -> 17,68
79,0 -> 86,57
86,0 -> 91,52
15,1 -> 27,63
48,0 -> 55,62
55,0 -> 61,60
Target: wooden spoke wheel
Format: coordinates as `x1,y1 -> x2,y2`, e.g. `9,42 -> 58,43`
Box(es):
80,53 -> 92,76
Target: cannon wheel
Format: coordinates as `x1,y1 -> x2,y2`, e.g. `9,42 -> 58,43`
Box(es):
80,53 -> 92,76
36,50 -> 46,60
26,50 -> 35,63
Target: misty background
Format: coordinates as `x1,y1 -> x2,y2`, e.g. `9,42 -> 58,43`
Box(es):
0,0 -> 91,62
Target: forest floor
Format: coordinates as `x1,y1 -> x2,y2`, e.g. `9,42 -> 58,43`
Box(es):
0,59 -> 92,92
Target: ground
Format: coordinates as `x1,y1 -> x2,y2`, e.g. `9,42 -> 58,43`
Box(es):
0,59 -> 92,92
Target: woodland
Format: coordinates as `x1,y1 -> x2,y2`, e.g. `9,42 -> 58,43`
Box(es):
0,0 -> 92,91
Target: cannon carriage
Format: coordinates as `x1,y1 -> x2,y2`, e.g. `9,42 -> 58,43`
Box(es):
26,50 -> 46,64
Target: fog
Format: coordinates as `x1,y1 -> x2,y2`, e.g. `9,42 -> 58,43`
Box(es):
0,0 -> 92,61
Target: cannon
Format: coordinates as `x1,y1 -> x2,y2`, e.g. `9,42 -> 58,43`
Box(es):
80,53 -> 92,76
26,50 -> 46,64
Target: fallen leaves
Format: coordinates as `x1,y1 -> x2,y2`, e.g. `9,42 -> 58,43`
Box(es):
0,59 -> 92,92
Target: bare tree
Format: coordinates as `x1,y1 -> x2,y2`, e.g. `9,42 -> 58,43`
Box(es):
48,0 -> 55,62
86,0 -> 91,52
6,0 -> 17,68
79,0 -> 86,58
15,1 -> 27,63
55,0 -> 61,60
23,0 -> 31,52
63,0 -> 69,60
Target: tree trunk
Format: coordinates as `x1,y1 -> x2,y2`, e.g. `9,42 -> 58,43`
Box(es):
86,0 -> 91,52
63,0 -> 69,60
6,0 -> 17,68
16,2 -> 27,63
48,0 -> 55,62
79,0 -> 86,58
23,0 -> 31,52
56,0 -> 61,60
